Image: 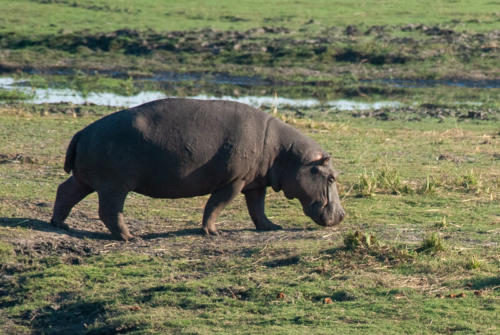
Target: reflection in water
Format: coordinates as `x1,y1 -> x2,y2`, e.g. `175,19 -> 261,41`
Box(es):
0,77 -> 400,110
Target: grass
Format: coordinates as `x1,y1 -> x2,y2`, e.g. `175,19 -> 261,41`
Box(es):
1,1 -> 500,85
0,105 -> 499,334
417,233 -> 446,254
343,230 -> 378,250
0,2 -> 499,333
459,169 -> 482,193
465,256 -> 483,270
1,0 -> 499,36
0,88 -> 32,101
19,73 -> 142,97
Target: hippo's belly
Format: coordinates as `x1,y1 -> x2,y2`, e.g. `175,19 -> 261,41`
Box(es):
129,143 -> 243,199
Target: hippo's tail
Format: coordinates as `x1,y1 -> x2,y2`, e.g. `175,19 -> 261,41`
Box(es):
64,131 -> 81,173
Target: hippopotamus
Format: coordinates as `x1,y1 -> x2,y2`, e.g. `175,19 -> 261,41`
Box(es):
51,98 -> 345,240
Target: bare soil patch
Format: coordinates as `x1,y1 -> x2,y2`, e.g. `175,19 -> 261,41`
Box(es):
0,198 -> 342,262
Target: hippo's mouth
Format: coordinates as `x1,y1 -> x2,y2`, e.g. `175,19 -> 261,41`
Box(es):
303,201 -> 345,227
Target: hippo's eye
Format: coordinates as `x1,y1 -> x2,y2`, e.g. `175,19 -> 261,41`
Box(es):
311,166 -> 319,174
328,175 -> 335,183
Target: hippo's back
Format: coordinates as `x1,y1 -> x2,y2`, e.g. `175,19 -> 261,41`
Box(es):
72,99 -> 272,198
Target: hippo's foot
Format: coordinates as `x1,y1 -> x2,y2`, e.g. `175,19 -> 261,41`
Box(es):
105,226 -> 134,241
202,226 -> 220,236
112,232 -> 135,242
50,218 -> 70,231
255,221 -> 283,231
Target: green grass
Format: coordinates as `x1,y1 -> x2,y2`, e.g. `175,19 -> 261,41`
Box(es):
1,0 -> 500,84
0,106 -> 499,334
15,73 -> 143,97
1,0 -> 499,35
417,233 -> 446,253
0,3 -> 498,332
0,88 -> 32,101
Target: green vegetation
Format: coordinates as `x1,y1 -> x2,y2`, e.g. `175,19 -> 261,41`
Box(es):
343,230 -> 378,250
0,105 -> 498,334
1,0 -> 500,87
1,0 -> 499,35
0,88 -> 32,101
417,233 -> 446,254
0,1 -> 499,333
18,73 -> 142,97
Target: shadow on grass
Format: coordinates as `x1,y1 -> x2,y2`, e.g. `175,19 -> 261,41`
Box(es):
140,226 -> 317,240
141,227 -> 261,239
264,255 -> 300,267
469,276 -> 500,290
141,228 -> 204,240
28,300 -> 138,334
313,290 -> 357,302
1,217 -> 321,242
0,217 -> 111,240
321,246 -> 345,255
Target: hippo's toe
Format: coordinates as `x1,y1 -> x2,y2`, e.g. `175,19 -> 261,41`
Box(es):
202,226 -> 220,236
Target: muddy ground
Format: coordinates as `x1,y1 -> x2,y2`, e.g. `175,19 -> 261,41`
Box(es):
0,196 -> 344,261
1,24 -> 499,80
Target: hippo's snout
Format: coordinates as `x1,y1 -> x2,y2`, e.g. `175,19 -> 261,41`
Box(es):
303,201 -> 345,227
317,206 -> 345,227
320,207 -> 346,226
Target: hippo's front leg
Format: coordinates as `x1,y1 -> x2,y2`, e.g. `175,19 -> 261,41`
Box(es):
202,181 -> 245,236
244,188 -> 282,231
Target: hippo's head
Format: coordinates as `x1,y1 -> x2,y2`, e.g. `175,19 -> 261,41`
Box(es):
275,152 -> 345,227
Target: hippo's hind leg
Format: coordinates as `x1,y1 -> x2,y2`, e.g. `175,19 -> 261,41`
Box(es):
51,176 -> 94,230
97,189 -> 133,241
202,181 -> 245,236
244,188 -> 282,231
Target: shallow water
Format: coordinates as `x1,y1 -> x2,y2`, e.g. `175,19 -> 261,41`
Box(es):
0,77 -> 401,110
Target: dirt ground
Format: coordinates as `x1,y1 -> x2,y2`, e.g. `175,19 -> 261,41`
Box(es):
0,196 -> 344,262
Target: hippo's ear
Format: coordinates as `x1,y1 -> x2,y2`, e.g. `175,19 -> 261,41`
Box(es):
311,153 -> 331,166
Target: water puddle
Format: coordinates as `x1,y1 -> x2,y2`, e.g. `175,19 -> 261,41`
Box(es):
0,77 -> 401,110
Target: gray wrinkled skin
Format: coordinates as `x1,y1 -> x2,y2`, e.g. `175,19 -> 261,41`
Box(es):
51,99 -> 345,240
